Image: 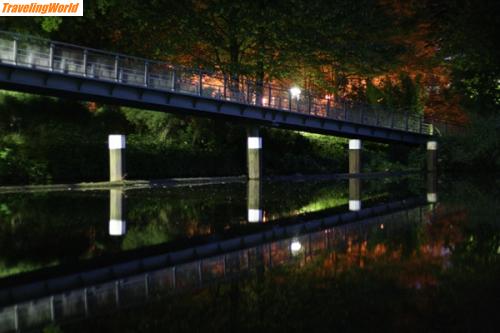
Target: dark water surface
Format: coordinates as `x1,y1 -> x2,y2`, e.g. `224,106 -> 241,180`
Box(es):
0,174 -> 498,332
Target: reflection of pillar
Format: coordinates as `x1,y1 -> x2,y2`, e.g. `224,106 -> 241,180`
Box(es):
247,126 -> 262,180
427,141 -> 438,172
349,139 -> 361,174
109,135 -> 126,182
426,172 -> 438,203
247,179 -> 263,223
349,178 -> 362,211
109,189 -> 126,236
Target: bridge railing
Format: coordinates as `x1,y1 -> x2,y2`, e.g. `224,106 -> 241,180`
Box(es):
0,30 -> 458,136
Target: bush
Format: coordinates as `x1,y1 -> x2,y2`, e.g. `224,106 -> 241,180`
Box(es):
0,91 -> 413,184
439,115 -> 500,171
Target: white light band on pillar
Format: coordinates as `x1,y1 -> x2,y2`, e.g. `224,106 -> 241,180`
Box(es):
109,135 -> 126,150
247,137 -> 262,149
248,209 -> 263,223
109,219 -> 126,236
427,193 -> 437,203
349,200 -> 361,211
349,139 -> 361,150
427,141 -> 438,150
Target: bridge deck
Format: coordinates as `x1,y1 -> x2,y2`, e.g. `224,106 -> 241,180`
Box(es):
0,31 -> 440,144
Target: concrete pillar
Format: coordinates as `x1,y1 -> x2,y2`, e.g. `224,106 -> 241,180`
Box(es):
426,171 -> 438,203
349,178 -> 362,211
109,135 -> 126,182
247,126 -> 262,180
349,139 -> 361,174
109,189 -> 126,236
247,179 -> 263,223
427,141 -> 438,172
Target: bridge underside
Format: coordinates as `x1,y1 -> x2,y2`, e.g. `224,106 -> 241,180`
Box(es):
0,64 -> 429,145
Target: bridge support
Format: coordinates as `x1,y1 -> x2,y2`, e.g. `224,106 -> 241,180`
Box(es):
109,135 -> 126,182
109,189 -> 126,236
247,127 -> 262,180
349,178 -> 362,211
349,139 -> 362,174
426,172 -> 438,203
427,141 -> 437,172
247,180 -> 263,223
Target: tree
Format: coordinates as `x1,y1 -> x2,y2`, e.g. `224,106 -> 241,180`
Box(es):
421,0 -> 500,116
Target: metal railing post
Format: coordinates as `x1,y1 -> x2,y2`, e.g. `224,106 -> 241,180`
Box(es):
223,74 -> 227,99
171,69 -> 176,91
198,69 -> 203,96
288,91 -> 292,111
49,43 -> 54,71
83,49 -> 87,76
360,105 -> 364,124
114,55 -> 119,82
12,38 -> 17,64
246,80 -> 251,104
144,273 -> 150,298
344,102 -> 348,121
405,111 -> 409,131
308,94 -> 312,114
419,115 -> 423,133
326,98 -> 331,117
144,61 -> 149,87
268,84 -> 272,107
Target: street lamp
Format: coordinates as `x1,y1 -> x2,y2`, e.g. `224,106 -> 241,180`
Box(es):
290,86 -> 301,99
290,240 -> 302,255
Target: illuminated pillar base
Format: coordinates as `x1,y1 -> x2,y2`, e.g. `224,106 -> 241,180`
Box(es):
349,178 -> 362,211
247,179 -> 262,223
349,200 -> 361,211
427,141 -> 437,172
427,171 -> 438,203
248,209 -> 263,223
109,219 -> 126,236
349,139 -> 361,174
247,127 -> 262,180
109,135 -> 126,182
109,189 -> 126,236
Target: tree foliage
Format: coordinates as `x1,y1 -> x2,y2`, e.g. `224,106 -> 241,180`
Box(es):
421,0 -> 500,115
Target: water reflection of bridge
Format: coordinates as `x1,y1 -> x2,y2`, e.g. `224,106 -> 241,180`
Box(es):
0,191 -> 437,332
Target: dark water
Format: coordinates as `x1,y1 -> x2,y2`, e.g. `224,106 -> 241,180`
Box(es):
0,174 -> 499,332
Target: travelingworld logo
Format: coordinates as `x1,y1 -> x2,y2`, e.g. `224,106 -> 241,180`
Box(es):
1,0 -> 82,16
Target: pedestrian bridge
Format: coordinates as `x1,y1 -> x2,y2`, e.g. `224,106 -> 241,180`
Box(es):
0,31 -> 450,145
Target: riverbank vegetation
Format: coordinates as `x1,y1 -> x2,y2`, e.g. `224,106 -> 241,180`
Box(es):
0,0 -> 498,184
0,91 -> 413,184
0,178 -> 417,278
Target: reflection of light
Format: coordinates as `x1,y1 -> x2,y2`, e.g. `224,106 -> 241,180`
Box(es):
291,240 -> 302,254
325,94 -> 332,100
109,219 -> 126,236
248,209 -> 263,223
380,224 -> 384,229
349,200 -> 361,211
290,86 -> 301,99
427,193 -> 437,203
